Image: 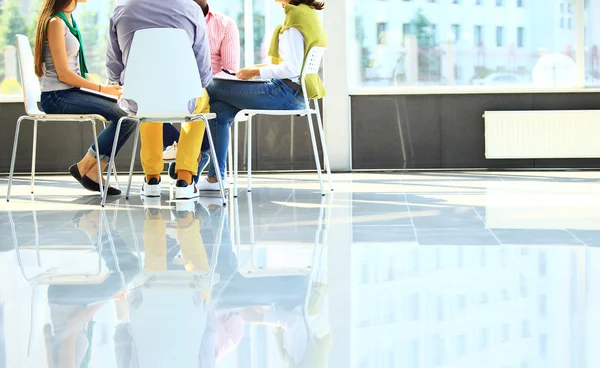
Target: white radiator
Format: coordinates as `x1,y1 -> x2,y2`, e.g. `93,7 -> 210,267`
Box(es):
484,110 -> 600,159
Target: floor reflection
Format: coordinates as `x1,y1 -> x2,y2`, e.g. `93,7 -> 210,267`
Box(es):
1,172 -> 600,367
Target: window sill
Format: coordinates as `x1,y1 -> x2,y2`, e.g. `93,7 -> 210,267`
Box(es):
0,95 -> 24,103
349,86 -> 600,96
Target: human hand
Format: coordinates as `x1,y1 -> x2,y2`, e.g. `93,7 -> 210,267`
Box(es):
100,84 -> 123,97
236,68 -> 260,81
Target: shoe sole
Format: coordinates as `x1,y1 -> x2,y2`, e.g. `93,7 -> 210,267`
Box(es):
141,185 -> 161,198
175,188 -> 199,200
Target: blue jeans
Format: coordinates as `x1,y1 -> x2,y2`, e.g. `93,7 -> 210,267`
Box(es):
163,123 -> 210,152
205,78 -> 305,179
40,88 -> 136,162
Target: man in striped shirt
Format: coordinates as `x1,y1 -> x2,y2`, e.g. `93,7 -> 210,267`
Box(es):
163,0 -> 241,184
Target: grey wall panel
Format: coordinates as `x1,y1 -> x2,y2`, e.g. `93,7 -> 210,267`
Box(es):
352,95 -> 442,169
532,93 -> 600,110
254,114 -> 324,171
0,102 -> 324,174
4,91 -> 600,174
0,103 -> 82,173
439,93 -> 534,168
352,92 -> 600,170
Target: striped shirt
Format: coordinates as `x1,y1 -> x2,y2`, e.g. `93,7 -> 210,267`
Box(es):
205,7 -> 240,73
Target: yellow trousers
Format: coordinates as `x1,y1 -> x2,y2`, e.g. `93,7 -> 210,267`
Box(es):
142,212 -> 209,273
139,93 -> 210,176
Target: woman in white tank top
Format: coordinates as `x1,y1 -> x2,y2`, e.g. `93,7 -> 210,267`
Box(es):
34,0 -> 137,195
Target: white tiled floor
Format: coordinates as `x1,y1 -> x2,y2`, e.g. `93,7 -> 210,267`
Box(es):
1,171 -> 600,368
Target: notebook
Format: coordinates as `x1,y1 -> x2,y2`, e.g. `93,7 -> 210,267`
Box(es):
80,87 -> 119,101
213,72 -> 270,83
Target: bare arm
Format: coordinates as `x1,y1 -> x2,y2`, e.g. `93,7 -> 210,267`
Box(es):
47,18 -> 121,96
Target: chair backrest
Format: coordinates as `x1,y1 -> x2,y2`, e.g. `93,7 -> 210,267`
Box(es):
16,34 -> 43,115
301,46 -> 325,78
122,28 -> 204,118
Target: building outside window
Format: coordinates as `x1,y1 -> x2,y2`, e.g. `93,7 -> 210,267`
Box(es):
496,26 -> 504,47
349,0 -> 587,89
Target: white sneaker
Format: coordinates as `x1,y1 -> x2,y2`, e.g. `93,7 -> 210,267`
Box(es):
141,196 -> 161,208
175,180 -> 200,199
141,178 -> 161,197
175,198 -> 198,213
196,177 -> 223,191
163,142 -> 178,161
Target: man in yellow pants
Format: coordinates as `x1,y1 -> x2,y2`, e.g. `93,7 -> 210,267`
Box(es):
138,94 -> 209,199
106,0 -> 213,199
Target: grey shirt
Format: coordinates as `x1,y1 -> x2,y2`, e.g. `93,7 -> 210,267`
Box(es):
40,19 -> 81,92
106,0 -> 213,89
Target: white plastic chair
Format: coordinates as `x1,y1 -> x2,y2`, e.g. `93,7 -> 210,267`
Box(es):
7,34 -> 117,202
102,28 -> 226,207
233,46 -> 333,196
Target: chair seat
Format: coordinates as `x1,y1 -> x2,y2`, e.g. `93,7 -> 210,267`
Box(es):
136,112 -> 216,122
237,108 -> 316,119
27,112 -> 108,122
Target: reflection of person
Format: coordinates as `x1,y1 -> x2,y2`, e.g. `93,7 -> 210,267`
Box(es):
163,0 -> 241,184
34,0 -> 135,196
112,206 -> 216,367
238,284 -> 332,368
197,0 -> 328,191
142,208 -> 210,273
106,0 -> 213,199
45,210 -> 139,368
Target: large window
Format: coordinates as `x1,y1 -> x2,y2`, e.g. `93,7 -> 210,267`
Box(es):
0,0 -> 112,96
0,0 -> 282,99
350,0 -> 594,89
585,0 -> 600,86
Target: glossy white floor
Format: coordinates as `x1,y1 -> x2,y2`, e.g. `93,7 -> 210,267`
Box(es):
1,171 -> 600,368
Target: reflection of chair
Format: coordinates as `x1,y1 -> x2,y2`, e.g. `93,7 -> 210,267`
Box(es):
233,193 -> 331,280
6,34 -> 118,202
102,28 -> 226,206
230,194 -> 332,364
7,210 -> 108,284
232,47 -> 333,196
9,210 -> 122,362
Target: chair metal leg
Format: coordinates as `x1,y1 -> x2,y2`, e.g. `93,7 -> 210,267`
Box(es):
102,117 -> 126,207
103,121 -> 120,189
228,126 -> 233,185
233,197 -> 241,269
7,116 -> 27,202
202,116 -> 227,206
313,101 -> 333,192
247,115 -> 252,192
126,121 -> 140,200
30,119 -> 38,194
233,116 -> 240,197
306,108 -> 325,195
91,120 -> 104,197
248,192 -> 255,246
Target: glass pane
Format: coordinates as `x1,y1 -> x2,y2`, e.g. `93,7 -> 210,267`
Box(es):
210,0 -> 284,68
74,2 -> 113,83
0,0 -> 40,96
0,0 -> 111,97
585,0 -> 600,86
350,0 -> 579,88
